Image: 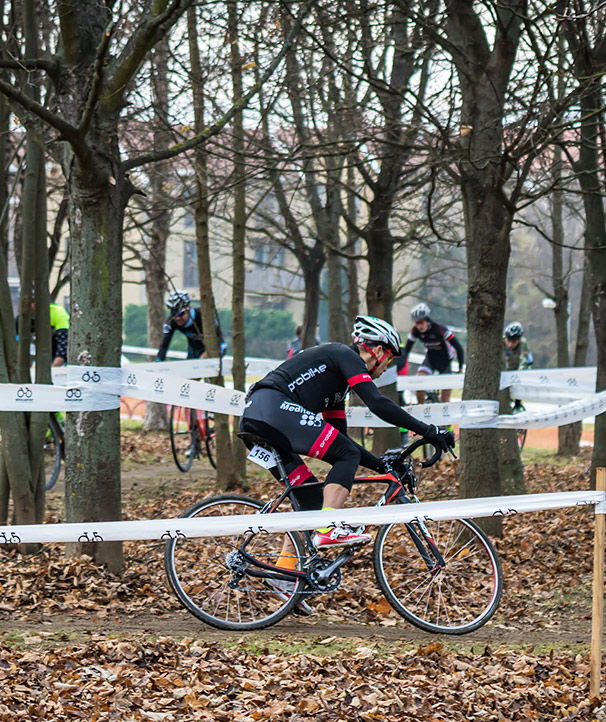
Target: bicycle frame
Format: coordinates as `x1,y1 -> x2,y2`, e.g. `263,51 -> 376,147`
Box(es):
232,442 -> 446,591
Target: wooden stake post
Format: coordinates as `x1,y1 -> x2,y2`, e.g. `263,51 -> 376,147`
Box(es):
590,467 -> 606,701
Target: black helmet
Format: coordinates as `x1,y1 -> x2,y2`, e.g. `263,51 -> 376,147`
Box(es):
166,290 -> 191,316
504,321 -> 523,340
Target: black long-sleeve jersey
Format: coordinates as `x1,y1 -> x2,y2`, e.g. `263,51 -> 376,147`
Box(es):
156,308 -> 224,361
401,320 -> 464,369
250,342 -> 431,437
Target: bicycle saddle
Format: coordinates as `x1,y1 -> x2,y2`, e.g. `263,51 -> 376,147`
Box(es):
237,431 -> 276,450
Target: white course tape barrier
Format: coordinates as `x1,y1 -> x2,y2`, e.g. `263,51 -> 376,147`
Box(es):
345,400 -> 498,428
3,361 -> 605,428
0,383 -> 120,412
0,490 -> 602,544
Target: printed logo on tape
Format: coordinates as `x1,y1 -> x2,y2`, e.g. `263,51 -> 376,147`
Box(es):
82,370 -> 101,383
230,393 -> 243,406
65,388 -> 83,401
0,531 -> 21,544
127,373 -> 137,385
154,378 -> 164,393
78,531 -> 104,542
205,388 -> 216,402
180,383 -> 190,398
15,387 -> 33,402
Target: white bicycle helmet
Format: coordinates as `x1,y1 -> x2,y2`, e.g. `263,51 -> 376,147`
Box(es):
410,302 -> 431,322
166,290 -> 191,316
352,315 -> 402,356
504,321 -> 523,340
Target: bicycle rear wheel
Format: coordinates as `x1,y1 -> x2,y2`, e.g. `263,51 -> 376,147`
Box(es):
44,414 -> 62,491
164,495 -> 307,631
203,411 -> 216,469
169,405 -> 198,472
373,516 -> 502,634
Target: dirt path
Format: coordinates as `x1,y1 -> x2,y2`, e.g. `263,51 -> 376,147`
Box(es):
1,606 -> 592,651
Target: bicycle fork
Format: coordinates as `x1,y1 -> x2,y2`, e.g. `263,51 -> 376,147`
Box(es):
396,494 -> 447,574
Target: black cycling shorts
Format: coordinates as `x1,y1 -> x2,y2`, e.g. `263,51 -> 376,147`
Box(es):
419,354 -> 451,375
240,388 -> 364,509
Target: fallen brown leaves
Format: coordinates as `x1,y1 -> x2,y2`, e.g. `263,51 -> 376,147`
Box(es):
0,450 -> 597,630
0,443 -> 603,720
0,637 -> 602,721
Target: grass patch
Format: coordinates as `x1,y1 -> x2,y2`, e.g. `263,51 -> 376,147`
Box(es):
121,418 -> 145,431
521,447 -> 587,466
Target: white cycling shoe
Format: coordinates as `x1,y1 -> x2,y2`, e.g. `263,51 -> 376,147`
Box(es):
312,526 -> 372,549
267,578 -> 313,616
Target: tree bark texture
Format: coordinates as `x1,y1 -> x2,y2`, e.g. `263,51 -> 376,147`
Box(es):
187,5 -> 236,489
65,165 -> 125,571
228,0 -> 247,486
446,0 -> 526,536
143,36 -> 171,432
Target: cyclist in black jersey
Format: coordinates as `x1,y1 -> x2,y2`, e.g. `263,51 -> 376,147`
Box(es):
156,290 -> 225,361
240,315 -> 454,552
400,303 -> 465,403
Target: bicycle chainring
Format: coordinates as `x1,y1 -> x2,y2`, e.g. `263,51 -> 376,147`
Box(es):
306,558 -> 342,592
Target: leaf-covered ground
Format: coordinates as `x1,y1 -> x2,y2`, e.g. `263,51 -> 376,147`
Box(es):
0,431 -> 604,720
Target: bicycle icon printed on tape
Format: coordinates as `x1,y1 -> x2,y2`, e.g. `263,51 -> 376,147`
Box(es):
81,370 -> 101,383
0,532 -> 21,544
16,387 -> 33,400
78,532 -> 105,542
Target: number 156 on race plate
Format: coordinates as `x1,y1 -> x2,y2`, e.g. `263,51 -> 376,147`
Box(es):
247,445 -> 277,469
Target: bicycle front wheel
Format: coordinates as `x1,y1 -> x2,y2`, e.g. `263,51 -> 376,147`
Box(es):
44,414 -> 62,491
164,495 -> 307,631
169,405 -> 197,472
373,516 -> 502,634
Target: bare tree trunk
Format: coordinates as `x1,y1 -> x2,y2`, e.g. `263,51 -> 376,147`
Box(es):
562,11 -> 606,486
0,0 -> 49,544
345,165 -> 360,329
64,169 -> 125,572
143,36 -> 171,432
228,0 -> 247,486
187,5 -> 236,489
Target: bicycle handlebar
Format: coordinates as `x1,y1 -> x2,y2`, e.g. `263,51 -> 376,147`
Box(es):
381,436 -> 457,471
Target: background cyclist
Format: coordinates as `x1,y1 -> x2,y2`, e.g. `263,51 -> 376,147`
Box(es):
156,290 -> 226,361
16,301 -> 70,367
400,302 -> 465,403
503,321 -> 533,411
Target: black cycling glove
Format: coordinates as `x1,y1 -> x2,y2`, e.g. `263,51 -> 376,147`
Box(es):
423,424 -> 455,453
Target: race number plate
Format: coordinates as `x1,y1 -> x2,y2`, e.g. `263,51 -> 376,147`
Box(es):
247,444 -> 277,469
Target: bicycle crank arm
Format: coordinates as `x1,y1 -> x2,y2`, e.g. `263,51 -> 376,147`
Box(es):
310,551 -> 353,585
